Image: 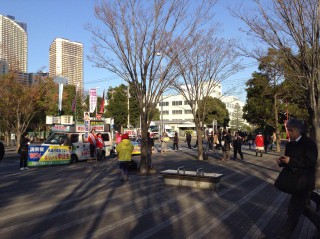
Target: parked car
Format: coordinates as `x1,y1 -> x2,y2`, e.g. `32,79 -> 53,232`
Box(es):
130,138 -> 141,155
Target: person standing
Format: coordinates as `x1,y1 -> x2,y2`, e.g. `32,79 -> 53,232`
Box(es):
264,132 -> 270,153
270,131 -> 276,150
19,133 -> 31,170
173,131 -> 179,151
96,133 -> 104,161
275,119 -> 319,238
220,130 -> 232,161
208,131 -> 214,151
116,133 -> 134,182
255,131 -> 264,157
0,141 -> 5,161
147,132 -> 154,168
88,129 -> 97,160
233,131 -> 244,160
213,131 -> 220,150
115,132 -> 122,144
161,132 -> 168,153
186,131 -> 192,149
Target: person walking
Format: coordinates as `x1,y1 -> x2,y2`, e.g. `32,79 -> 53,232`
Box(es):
173,131 -> 179,151
275,118 -> 319,238
96,133 -> 104,161
220,130 -> 232,161
233,131 -> 244,160
19,132 -> 31,170
116,133 -> 134,182
88,129 -> 97,160
247,132 -> 254,150
147,132 -> 154,168
186,131 -> 192,149
255,131 -> 264,157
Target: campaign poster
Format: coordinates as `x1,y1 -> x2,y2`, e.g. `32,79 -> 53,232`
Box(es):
28,145 -> 72,166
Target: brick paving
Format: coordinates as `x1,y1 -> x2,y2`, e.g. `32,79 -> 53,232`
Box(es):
0,142 -> 319,239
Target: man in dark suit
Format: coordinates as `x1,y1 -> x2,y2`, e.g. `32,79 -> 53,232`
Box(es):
275,119 -> 319,238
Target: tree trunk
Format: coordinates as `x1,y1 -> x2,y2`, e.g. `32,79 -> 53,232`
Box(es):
139,113 -> 149,175
314,107 -> 320,189
274,94 -> 281,153
196,127 -> 203,160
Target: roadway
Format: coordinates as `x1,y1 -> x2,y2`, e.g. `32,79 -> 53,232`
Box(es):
0,141 -> 318,239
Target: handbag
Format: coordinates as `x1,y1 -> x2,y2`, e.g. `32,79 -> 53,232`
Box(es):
163,137 -> 170,142
274,167 -> 308,194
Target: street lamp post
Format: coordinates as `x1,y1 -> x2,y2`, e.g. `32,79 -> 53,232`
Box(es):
157,52 -> 163,136
127,84 -> 130,128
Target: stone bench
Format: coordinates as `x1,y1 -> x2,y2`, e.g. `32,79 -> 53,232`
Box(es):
160,166 -> 223,191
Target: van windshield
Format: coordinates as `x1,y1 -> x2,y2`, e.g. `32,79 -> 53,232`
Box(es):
44,133 -> 69,145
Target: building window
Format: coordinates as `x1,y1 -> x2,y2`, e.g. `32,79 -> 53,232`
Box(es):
172,101 -> 182,106
184,110 -> 192,114
172,110 -> 182,115
159,102 -> 169,107
162,110 -> 169,115
184,100 -> 194,105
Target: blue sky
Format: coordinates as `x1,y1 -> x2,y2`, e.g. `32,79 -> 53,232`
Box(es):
1,0 -> 258,101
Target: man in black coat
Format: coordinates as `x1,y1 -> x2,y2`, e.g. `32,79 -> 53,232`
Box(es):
275,119 -> 319,238
232,131 -> 244,160
0,141 -> 4,161
186,132 -> 192,149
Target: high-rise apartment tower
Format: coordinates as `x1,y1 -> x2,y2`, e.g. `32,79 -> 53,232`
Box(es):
0,15 -> 28,73
49,38 -> 83,92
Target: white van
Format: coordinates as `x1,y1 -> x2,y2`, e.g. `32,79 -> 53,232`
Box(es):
42,131 -> 112,163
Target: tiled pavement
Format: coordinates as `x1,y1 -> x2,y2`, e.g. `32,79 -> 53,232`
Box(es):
0,143 -> 319,239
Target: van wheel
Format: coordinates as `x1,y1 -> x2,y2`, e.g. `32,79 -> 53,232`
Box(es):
71,155 -> 78,164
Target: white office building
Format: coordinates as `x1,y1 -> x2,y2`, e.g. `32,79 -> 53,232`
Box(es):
154,83 -> 246,133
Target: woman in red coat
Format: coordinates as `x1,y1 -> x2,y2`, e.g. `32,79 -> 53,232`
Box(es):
96,133 -> 104,161
255,132 -> 264,157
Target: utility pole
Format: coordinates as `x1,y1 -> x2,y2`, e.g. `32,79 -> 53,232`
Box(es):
127,84 -> 130,128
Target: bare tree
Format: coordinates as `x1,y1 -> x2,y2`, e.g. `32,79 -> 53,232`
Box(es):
0,72 -> 56,150
231,0 -> 320,187
172,28 -> 242,160
87,0 -> 217,172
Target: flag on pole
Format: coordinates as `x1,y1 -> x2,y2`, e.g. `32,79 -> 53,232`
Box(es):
99,90 -> 105,114
89,88 -> 97,113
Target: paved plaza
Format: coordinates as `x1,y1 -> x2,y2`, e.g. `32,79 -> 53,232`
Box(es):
0,142 -> 319,239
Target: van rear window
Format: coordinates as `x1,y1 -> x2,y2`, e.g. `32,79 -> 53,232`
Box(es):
101,133 -> 110,141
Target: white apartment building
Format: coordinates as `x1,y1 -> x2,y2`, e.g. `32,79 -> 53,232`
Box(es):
49,38 -> 84,92
0,15 -> 28,75
154,83 -> 245,133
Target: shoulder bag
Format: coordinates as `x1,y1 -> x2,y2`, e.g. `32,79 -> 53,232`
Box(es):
274,167 -> 308,194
